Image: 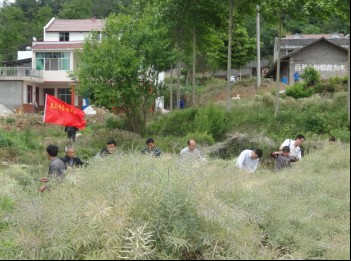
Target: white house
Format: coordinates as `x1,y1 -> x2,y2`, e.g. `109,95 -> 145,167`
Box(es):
0,17 -> 104,112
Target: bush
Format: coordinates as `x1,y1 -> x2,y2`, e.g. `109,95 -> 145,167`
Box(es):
194,104 -> 231,141
301,67 -> 321,86
105,116 -> 127,130
5,118 -> 15,124
286,83 -> 314,99
149,108 -> 198,137
0,132 -> 13,148
184,132 -> 215,146
302,114 -> 329,134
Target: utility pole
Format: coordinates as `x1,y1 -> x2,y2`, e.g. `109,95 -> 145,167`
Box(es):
256,5 -> 261,89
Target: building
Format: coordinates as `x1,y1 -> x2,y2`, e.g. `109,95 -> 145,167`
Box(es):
0,17 -> 104,112
213,59 -> 270,81
265,33 -> 349,85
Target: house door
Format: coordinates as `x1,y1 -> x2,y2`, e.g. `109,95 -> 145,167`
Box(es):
35,87 -> 39,105
43,88 -> 55,103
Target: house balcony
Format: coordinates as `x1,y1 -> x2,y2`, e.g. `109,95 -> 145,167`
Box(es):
0,67 -> 44,83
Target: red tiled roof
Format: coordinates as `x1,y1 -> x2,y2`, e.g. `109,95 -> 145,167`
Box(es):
46,18 -> 105,32
32,43 -> 83,50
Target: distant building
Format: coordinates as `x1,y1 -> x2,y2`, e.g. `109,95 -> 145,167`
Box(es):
265,33 -> 349,85
213,59 -> 270,80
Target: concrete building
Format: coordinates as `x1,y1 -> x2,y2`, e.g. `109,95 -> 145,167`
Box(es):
265,33 -> 349,85
0,17 -> 104,112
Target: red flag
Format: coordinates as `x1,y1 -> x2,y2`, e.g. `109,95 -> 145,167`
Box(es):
43,94 -> 86,129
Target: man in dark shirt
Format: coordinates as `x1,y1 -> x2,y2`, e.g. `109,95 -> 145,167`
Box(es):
141,137 -> 161,157
64,126 -> 79,143
270,146 -> 296,171
39,145 -> 66,192
61,145 -> 85,167
95,139 -> 117,158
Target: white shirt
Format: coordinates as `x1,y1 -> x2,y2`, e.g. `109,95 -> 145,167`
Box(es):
280,139 -> 302,160
235,150 -> 260,173
180,147 -> 206,161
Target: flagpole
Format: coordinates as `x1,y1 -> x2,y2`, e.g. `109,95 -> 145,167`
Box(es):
43,93 -> 47,123
42,93 -> 47,149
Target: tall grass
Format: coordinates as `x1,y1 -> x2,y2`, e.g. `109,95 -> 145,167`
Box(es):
1,141 -> 349,259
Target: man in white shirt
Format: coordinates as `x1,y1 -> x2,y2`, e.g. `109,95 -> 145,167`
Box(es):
279,134 -> 305,161
235,149 -> 263,173
180,139 -> 206,162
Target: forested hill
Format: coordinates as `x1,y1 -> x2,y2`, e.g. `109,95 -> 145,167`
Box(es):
0,0 -> 349,64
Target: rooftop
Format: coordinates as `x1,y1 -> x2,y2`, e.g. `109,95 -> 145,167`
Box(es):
46,18 -> 105,32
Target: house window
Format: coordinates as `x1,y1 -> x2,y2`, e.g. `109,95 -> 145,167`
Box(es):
35,52 -> 70,71
27,85 -> 33,104
58,88 -> 71,104
59,32 -> 69,41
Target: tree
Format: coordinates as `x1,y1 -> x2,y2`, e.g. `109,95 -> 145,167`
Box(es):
33,6 -> 54,40
58,0 -> 93,19
0,6 -> 27,62
76,12 -> 174,134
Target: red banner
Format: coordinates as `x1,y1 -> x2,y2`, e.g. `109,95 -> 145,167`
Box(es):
43,94 -> 86,129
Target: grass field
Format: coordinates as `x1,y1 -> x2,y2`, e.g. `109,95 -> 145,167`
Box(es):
0,140 -> 349,259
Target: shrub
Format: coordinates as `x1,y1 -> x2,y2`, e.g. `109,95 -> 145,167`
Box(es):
301,67 -> 320,86
302,114 -> 329,134
149,108 -> 198,137
105,116 -> 127,130
286,83 -> 314,99
194,104 -> 231,141
5,118 -> 15,124
0,132 -> 13,148
262,93 -> 275,106
184,132 -> 215,146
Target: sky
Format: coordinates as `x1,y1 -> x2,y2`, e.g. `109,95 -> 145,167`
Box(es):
0,0 -> 15,8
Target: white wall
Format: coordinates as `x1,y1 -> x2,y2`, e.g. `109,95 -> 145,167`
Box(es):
18,51 -> 32,60
45,32 -> 89,42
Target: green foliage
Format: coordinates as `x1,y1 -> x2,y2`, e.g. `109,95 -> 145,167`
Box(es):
5,118 -> 15,124
185,132 -> 215,146
77,12 -> 175,134
300,66 -> 321,86
149,105 -> 232,142
105,116 -> 126,130
302,114 -> 328,134
0,132 -> 14,148
18,129 -> 41,150
194,104 -> 231,140
149,108 -> 198,137
315,76 -> 348,94
286,83 -> 314,99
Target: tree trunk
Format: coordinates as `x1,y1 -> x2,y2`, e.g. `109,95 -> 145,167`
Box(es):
170,63 -> 173,111
348,18 -> 350,125
192,26 -> 196,106
176,25 -> 182,109
274,13 -> 282,118
226,0 -> 234,112
256,5 -> 261,89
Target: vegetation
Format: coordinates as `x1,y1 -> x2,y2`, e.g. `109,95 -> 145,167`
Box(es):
0,0 -> 350,259
0,139 -> 349,259
1,77 -> 350,259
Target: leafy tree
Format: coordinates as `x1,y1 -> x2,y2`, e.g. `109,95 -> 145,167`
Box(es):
0,6 -> 27,62
76,13 -> 174,134
58,0 -> 93,19
32,6 -> 54,40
